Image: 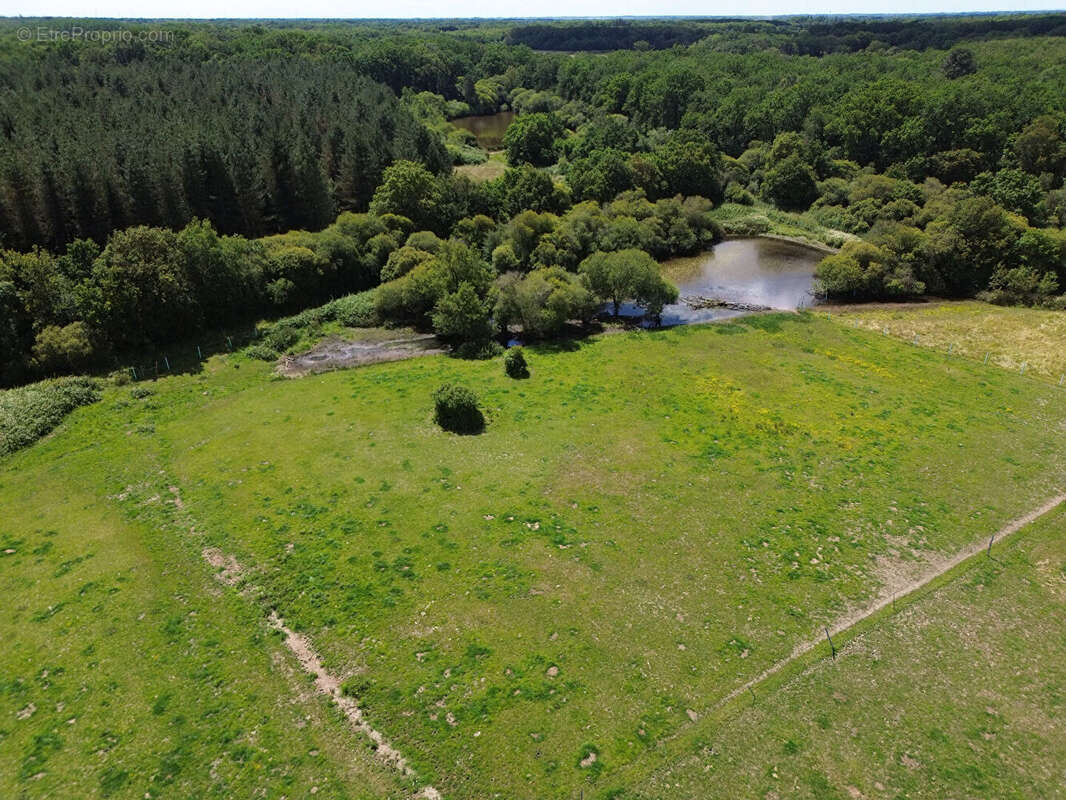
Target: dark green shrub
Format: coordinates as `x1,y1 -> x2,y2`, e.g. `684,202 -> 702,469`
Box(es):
245,344 -> 280,361
453,340 -> 503,360
129,385 -> 154,399
504,347 -> 530,379
724,182 -> 755,205
261,323 -> 301,352
432,383 -> 485,434
0,377 -> 101,458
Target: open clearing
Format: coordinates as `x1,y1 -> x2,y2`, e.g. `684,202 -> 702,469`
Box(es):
832,300 -> 1066,380
453,151 -> 508,183
3,312 -> 1066,798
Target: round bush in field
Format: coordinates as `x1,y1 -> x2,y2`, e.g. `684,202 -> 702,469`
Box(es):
504,347 -> 530,379
433,383 -> 485,434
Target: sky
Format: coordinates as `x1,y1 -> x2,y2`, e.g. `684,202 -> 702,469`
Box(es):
5,1 -> 1066,19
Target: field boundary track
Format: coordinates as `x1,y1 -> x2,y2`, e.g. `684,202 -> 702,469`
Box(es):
714,492 -> 1066,711
188,491 -> 443,800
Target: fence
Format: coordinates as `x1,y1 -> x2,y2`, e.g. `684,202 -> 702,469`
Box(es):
113,326 -> 259,383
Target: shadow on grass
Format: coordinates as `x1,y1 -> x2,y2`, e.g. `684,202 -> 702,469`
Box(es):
104,325 -> 259,383
437,411 -> 486,436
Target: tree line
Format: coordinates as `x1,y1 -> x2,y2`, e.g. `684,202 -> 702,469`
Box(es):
4,15 -> 1066,385
504,15 -> 1066,55
0,153 -> 716,384
0,21 -> 556,251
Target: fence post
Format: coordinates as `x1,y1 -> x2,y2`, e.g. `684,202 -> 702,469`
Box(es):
913,334 -> 919,345
824,626 -> 837,660
130,366 -> 137,380
1060,374 -> 1064,386
163,355 -> 170,371
1021,362 -> 1028,375
197,345 -> 203,360
984,351 -> 990,365
948,343 -> 954,355
227,336 -> 233,350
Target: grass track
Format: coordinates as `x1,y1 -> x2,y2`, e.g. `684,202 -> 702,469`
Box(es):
630,502 -> 1066,799
0,428 -> 413,798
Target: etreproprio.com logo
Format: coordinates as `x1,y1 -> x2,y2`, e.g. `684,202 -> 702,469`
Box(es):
16,26 -> 174,43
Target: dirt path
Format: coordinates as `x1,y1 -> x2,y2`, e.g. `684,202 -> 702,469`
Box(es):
715,492 -> 1066,711
266,612 -> 442,800
173,483 -> 442,800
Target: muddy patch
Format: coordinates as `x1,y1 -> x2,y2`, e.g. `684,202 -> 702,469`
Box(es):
277,333 -> 445,378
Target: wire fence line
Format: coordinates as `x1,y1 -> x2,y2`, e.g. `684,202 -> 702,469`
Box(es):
112,327 -> 260,383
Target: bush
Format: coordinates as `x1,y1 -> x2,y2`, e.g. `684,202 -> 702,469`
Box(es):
431,283 -> 495,347
724,182 -> 755,205
432,383 -> 485,434
495,268 -> 598,336
815,240 -> 925,300
382,246 -> 434,282
261,323 -> 302,352
762,155 -> 818,211
504,347 -> 530,378
31,322 -> 95,373
329,290 -> 381,327
129,385 -> 154,399
1041,294 -> 1066,310
245,344 -> 280,361
0,377 -> 101,458
977,265 -> 1060,307
453,340 -> 503,360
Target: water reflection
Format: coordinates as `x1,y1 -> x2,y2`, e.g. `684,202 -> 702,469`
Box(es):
451,111 -> 516,150
652,238 -> 825,325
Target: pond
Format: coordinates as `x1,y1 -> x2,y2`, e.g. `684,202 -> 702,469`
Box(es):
650,237 -> 826,326
451,111 -> 516,150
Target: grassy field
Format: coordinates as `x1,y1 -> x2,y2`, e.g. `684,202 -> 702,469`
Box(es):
3,313 -> 1066,798
631,502 -> 1066,799
454,151 -> 507,183
832,300 -> 1066,381
0,383 -> 415,798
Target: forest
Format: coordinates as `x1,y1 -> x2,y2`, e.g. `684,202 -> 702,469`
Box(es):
2,14 -> 1066,385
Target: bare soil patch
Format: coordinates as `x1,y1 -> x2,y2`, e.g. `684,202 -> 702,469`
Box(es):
202,547 -> 247,586
277,332 -> 445,378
